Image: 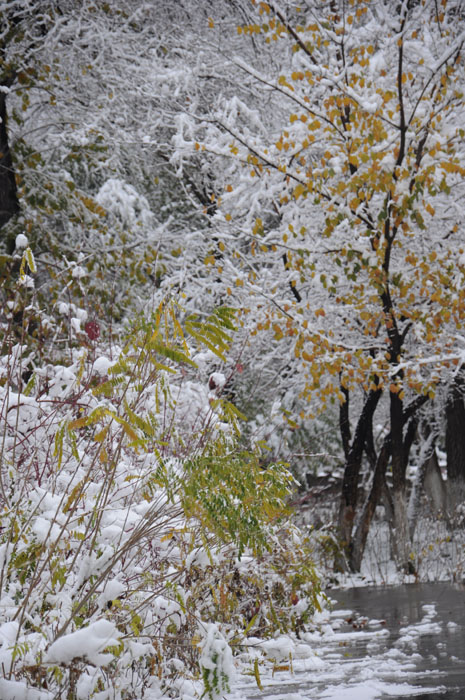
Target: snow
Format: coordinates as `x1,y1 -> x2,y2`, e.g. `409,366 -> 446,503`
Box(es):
70,316 -> 81,333
92,356 -> 114,375
96,178 -> 153,228
97,578 -> 126,607
259,635 -> 295,661
229,598 -> 450,700
18,274 -> 34,288
58,302 -> 69,315
71,265 -> 87,279
44,620 -> 121,665
15,234 -> 29,249
209,371 -> 226,391
199,623 -> 235,699
32,516 -> 61,543
0,677 -> 52,700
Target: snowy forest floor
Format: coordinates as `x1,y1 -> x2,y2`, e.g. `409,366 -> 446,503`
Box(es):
294,471 -> 465,589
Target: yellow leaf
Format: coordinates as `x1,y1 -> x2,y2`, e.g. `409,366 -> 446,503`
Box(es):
68,417 -> 88,431
63,480 -> 84,514
425,203 -> 435,216
273,664 -> 290,674
94,426 -> 109,443
123,423 -> 138,442
294,183 -> 307,199
254,659 -> 263,690
25,247 -> 36,274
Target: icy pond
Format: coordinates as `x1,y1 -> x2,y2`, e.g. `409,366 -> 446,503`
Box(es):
231,581 -> 465,700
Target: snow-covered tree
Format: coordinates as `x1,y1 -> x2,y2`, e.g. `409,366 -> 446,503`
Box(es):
171,0 -> 465,571
0,0 -> 217,348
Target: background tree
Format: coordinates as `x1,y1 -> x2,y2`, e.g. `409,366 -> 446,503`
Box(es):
445,371 -> 465,511
170,0 -> 465,571
0,0 -> 215,347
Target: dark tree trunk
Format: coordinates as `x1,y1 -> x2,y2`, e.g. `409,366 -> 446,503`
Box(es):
339,384 -> 351,460
0,91 -> 19,230
445,372 -> 465,513
390,389 -> 411,571
337,387 -> 381,569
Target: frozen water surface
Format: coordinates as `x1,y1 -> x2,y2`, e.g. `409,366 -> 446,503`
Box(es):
231,582 -> 465,700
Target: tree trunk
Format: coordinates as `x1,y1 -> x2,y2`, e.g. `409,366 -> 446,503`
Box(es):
0,90 -> 19,230
337,387 -> 381,569
408,428 -> 447,538
350,435 -> 391,572
445,372 -> 465,514
391,484 -> 413,572
423,450 -> 448,519
389,391 -> 412,572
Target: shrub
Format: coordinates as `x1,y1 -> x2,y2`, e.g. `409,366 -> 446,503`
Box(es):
0,275 -> 320,698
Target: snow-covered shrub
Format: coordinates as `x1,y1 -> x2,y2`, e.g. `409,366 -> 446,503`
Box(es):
199,624 -> 234,700
181,522 -> 320,646
0,299 -> 320,699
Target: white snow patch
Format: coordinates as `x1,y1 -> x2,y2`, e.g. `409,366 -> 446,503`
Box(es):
15,234 -> 29,249
97,579 -> 126,608
93,357 -> 114,376
44,619 -> 121,665
0,677 -> 52,700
